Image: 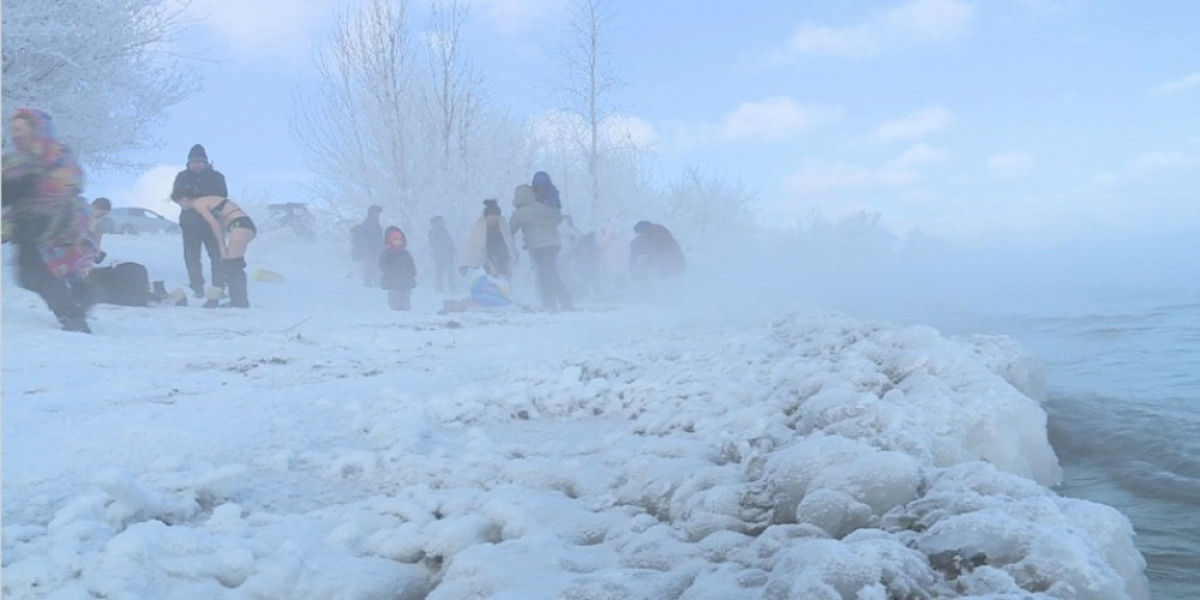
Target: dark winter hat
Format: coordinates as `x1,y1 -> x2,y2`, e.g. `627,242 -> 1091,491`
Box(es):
532,171 -> 553,188
483,199 -> 501,217
634,220 -> 653,234
368,205 -> 383,215
188,144 -> 208,163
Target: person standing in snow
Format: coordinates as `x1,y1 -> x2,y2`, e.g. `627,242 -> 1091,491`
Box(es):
89,197 -> 111,263
428,215 -> 457,293
379,226 -> 417,311
351,205 -> 384,286
629,220 -> 685,287
179,195 -> 257,308
510,183 -> 573,311
531,171 -> 562,209
460,199 -> 515,280
2,108 -> 97,332
170,144 -> 226,299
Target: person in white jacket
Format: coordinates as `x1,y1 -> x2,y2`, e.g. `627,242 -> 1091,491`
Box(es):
460,199 -> 515,280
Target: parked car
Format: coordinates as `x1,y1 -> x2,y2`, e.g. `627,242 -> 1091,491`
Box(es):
97,207 -> 180,235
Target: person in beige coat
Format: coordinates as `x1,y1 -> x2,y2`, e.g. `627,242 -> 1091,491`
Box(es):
509,184 -> 573,311
460,199 -> 515,279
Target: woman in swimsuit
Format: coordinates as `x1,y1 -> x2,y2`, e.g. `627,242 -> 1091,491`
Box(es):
182,195 -> 256,308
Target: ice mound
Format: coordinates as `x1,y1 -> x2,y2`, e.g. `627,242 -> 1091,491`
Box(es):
1,308 -> 1147,599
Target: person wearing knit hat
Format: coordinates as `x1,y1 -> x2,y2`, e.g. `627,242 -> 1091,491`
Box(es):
378,226 -> 417,311
170,143 -> 228,298
187,144 -> 208,164
459,199 -> 515,279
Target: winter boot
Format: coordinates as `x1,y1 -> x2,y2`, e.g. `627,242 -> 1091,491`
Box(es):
224,257 -> 250,308
203,286 -> 222,308
167,288 -> 189,307
59,315 -> 92,334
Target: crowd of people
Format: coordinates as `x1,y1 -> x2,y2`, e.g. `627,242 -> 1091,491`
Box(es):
3,107 -> 686,331
350,170 -> 687,313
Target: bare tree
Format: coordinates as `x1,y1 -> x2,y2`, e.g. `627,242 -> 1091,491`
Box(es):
558,0 -> 622,228
292,0 -> 418,223
424,0 -> 484,227
665,166 -> 757,240
2,0 -> 198,171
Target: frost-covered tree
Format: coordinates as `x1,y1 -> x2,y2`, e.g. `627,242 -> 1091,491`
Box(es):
293,0 -> 419,224
556,0 -> 622,227
664,166 -> 757,241
1,0 -> 197,171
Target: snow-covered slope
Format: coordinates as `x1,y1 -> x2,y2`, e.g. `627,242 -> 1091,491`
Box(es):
1,232 -> 1148,599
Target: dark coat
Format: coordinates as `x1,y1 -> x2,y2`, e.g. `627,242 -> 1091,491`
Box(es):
171,166 -> 227,200
630,223 -> 685,277
379,226 -> 416,290
353,213 -> 384,262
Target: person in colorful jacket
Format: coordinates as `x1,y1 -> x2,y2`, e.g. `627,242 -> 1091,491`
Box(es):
379,226 -> 416,311
2,108 -> 97,332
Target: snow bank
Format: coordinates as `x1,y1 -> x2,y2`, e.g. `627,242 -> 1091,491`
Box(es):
1,239 -> 1148,598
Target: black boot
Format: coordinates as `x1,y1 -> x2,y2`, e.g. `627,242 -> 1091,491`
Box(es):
224,257 -> 250,308
59,315 -> 92,334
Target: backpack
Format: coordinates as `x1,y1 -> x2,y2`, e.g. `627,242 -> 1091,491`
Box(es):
87,262 -> 150,307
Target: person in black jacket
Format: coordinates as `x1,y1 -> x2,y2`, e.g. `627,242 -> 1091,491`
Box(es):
170,144 -> 227,298
379,226 -> 416,311
351,205 -> 384,286
428,215 -> 457,293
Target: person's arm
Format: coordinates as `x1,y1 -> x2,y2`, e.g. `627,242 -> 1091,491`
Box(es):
193,198 -> 228,258
213,171 -> 228,197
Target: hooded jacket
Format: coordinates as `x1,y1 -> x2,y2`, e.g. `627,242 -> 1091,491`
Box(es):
379,226 -> 416,289
2,107 -> 95,280
509,184 -> 563,250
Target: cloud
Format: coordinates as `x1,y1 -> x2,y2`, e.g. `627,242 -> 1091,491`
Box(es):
100,165 -> 184,220
788,0 -> 973,58
988,151 -> 1035,181
783,143 -> 949,193
1153,71 -> 1200,95
720,97 -> 844,142
868,106 -> 953,143
189,0 -> 342,63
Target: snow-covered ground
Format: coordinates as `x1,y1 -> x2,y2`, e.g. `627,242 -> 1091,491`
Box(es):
2,231 -> 1149,599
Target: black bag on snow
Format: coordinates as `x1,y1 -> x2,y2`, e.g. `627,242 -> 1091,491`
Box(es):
86,262 -> 150,307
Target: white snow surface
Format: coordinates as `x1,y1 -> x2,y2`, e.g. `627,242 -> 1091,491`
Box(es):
2,233 -> 1149,599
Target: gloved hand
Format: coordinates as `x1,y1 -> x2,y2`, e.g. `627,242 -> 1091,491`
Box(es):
94,250 -> 107,264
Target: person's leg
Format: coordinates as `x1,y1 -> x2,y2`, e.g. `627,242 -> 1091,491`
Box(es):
180,211 -> 206,296
544,246 -> 573,310
434,260 -> 447,293
223,228 -> 255,308
204,232 -> 224,291
531,246 -> 572,310
19,243 -> 89,331
388,289 -> 402,310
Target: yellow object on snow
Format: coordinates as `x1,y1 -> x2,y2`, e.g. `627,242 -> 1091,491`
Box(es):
252,268 -> 285,283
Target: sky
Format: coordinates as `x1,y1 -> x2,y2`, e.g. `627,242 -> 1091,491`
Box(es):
88,0 -> 1200,245
1,231 -> 1152,598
